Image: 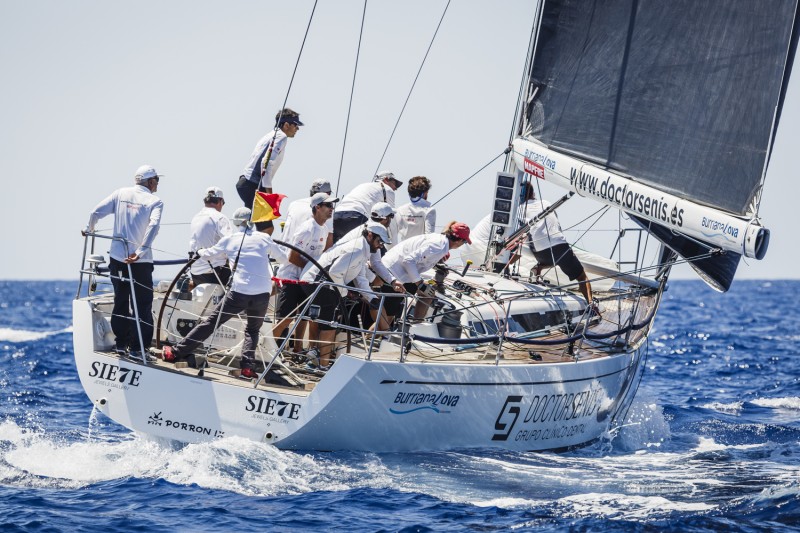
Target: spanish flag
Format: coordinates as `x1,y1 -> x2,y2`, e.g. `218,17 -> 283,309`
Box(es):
252,192 -> 286,223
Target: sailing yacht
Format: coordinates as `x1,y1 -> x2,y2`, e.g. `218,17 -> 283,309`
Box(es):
72,0 -> 798,452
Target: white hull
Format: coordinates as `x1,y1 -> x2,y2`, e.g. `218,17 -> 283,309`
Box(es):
73,298 -> 644,452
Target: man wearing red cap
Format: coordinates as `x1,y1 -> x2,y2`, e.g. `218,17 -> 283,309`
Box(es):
382,221 -> 471,320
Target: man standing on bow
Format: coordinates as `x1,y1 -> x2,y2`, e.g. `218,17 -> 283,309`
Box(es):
84,165 -> 164,356
236,107 -> 303,233
189,186 -> 232,286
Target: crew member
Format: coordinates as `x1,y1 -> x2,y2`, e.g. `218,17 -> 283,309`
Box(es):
300,221 -> 391,368
391,175 -> 436,246
273,192 -> 338,351
84,165 -> 164,357
383,221 -> 471,320
332,171 -> 402,242
189,186 -> 232,286
235,107 -> 303,233
163,207 -> 290,379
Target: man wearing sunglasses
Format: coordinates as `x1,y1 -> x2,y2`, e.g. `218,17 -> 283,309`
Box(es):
273,192 -> 338,351
332,170 -> 402,243
83,164 -> 164,357
300,221 -> 392,369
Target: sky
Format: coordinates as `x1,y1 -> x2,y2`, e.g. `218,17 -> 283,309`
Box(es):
0,0 -> 797,282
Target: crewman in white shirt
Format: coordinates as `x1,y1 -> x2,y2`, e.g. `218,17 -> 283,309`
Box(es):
84,164 -> 164,357
280,178 -> 334,250
383,221 -> 471,320
332,170 -> 402,242
163,207 -> 290,379
391,176 -> 436,247
273,192 -> 338,351
518,183 -> 596,310
235,107 -> 303,234
300,221 -> 391,368
189,186 -> 233,286
336,202 -> 405,329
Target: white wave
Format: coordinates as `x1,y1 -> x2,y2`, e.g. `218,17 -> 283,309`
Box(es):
556,492 -> 715,518
0,326 -> 73,343
0,419 -> 393,495
751,397 -> 800,411
701,400 -> 743,414
612,390 -> 671,451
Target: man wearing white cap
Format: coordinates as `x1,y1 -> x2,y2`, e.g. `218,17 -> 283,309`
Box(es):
189,186 -> 233,286
335,202 -> 406,330
273,192 -> 338,351
300,221 -> 391,369
280,178 -> 334,248
84,164 -> 164,356
332,171 -> 402,243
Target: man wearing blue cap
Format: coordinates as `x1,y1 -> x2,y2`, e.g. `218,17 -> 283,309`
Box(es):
236,107 -> 304,233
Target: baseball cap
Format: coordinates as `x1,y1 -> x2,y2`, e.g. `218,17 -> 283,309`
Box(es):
310,178 -> 332,195
374,170 -> 403,187
231,207 -> 252,227
371,202 -> 395,218
449,222 -> 472,244
366,220 -> 392,245
205,186 -> 224,199
134,165 -> 162,182
310,192 -> 340,207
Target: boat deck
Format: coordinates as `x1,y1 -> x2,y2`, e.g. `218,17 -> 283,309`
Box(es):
91,288 -> 658,397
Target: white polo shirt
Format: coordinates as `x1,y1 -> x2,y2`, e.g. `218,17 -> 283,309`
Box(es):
189,207 -> 233,275
277,217 -> 329,280
199,227 -> 289,295
241,129 -> 287,189
336,182 -> 395,216
519,199 -> 567,251
280,196 -> 333,242
301,236 -> 371,296
337,224 -> 396,284
382,233 -> 450,284
392,197 -> 436,244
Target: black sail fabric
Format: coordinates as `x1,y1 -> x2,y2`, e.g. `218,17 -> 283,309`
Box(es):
525,0 -> 799,217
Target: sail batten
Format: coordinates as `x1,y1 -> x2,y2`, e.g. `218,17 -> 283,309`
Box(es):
522,0 -> 799,217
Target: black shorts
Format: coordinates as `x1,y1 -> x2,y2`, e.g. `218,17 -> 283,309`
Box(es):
532,243 -> 585,281
373,283 -> 405,317
301,284 -> 341,331
332,211 -> 368,243
403,282 -> 420,295
275,283 -> 306,320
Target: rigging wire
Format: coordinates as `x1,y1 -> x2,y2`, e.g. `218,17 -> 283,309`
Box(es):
372,0 -> 451,177
430,149 -> 508,207
335,0 -> 368,197
276,0 -> 319,124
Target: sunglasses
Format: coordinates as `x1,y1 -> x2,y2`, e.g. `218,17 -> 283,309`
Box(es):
320,202 -> 335,208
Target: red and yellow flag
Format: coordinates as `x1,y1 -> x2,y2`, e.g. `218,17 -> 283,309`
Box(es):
252,192 -> 286,223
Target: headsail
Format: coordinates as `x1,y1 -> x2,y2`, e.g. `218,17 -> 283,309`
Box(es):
513,0 -> 799,290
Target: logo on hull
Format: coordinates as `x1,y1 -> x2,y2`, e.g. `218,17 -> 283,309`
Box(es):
148,411 -> 224,438
390,391 -> 460,415
88,360 -> 142,390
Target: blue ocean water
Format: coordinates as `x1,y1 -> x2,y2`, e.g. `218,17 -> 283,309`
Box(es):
1,280 -> 798,532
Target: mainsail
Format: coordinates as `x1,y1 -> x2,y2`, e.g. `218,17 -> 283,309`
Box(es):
512,0 -> 799,290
